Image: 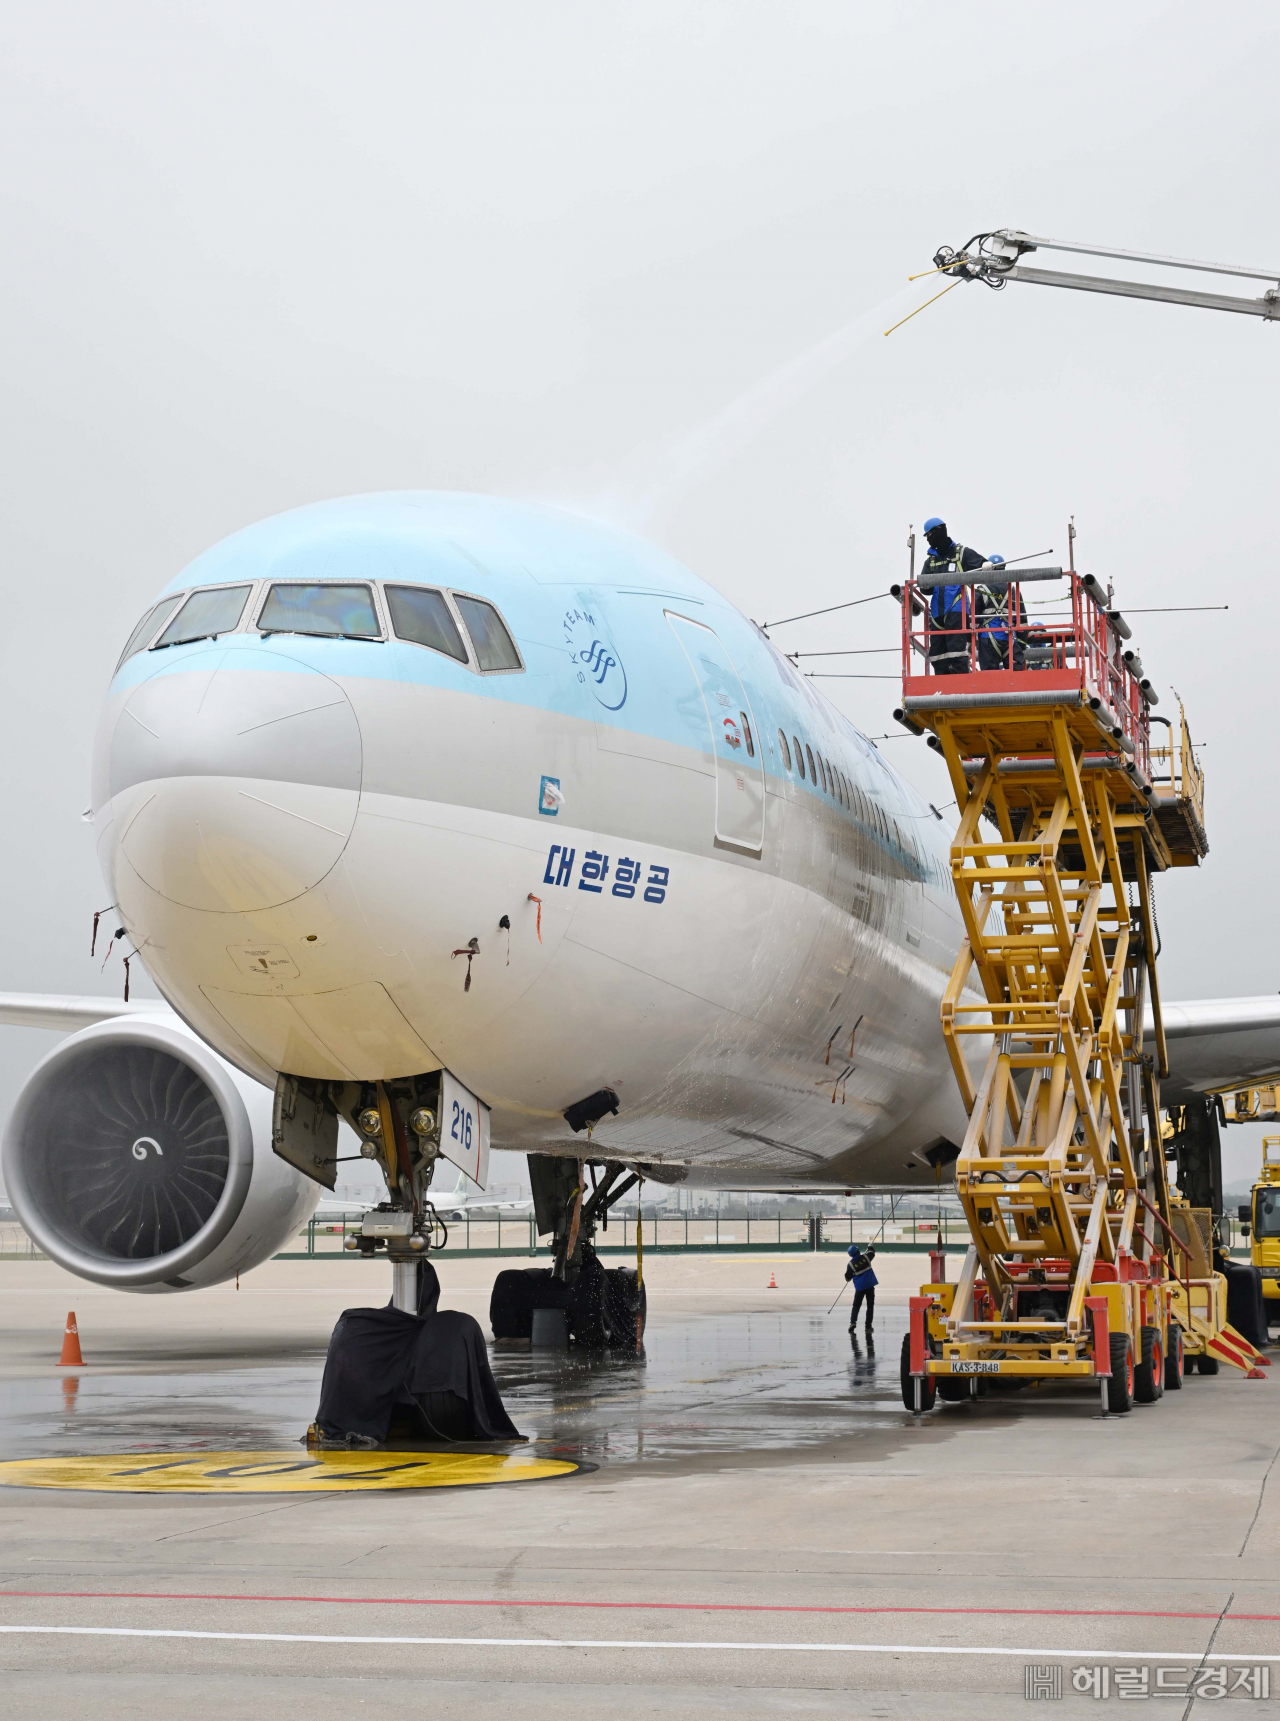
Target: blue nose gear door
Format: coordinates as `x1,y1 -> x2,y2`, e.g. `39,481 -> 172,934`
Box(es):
666,612 -> 765,857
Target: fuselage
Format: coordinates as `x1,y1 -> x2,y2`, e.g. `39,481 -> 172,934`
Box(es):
92,493 -> 969,1190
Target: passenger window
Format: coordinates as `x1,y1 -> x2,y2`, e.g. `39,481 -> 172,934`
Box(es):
117,594 -> 183,669
155,585 -> 252,648
778,730 -> 792,770
805,743 -> 816,783
258,582 -> 379,639
386,585 -> 467,663
453,595 -> 522,672
740,714 -> 755,758
793,736 -> 804,780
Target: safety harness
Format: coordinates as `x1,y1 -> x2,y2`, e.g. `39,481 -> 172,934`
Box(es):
925,543 -> 973,668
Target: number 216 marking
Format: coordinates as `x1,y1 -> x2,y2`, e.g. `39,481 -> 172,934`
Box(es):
450,1100 -> 473,1152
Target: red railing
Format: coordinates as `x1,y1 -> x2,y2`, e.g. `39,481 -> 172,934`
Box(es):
898,567 -> 1150,778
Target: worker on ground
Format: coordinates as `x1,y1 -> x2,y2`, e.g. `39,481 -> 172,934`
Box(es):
845,1243 -> 878,1339
977,554 -> 1028,671
922,517 -> 987,675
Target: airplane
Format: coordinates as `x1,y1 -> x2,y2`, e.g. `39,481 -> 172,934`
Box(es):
1,492 -> 1277,1338
429,1164 -> 534,1225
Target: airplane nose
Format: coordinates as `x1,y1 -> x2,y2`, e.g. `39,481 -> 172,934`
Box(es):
108,644 -> 362,912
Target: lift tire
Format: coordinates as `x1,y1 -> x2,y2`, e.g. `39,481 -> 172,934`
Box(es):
1134,1325 -> 1163,1403
1264,1298 -> 1280,1332
1164,1323 -> 1184,1391
1197,1353 -> 1220,1376
935,1378 -> 969,1402
1108,1332 -> 1134,1413
899,1333 -> 937,1411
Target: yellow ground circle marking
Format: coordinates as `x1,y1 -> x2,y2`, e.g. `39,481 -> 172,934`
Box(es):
0,1450 -> 581,1494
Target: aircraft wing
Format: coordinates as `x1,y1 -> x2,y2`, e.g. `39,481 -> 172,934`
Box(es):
0,993 -> 170,1033
1156,996 -> 1280,1101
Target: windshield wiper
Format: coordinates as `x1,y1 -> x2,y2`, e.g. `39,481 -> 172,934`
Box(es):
149,633 -> 219,650
257,629 -> 382,642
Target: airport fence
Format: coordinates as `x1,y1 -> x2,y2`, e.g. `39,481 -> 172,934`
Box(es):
0,1221 -> 45,1260
274,1209 -> 976,1260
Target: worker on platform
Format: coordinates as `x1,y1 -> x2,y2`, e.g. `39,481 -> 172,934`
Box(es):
845,1243 -> 878,1339
922,517 -> 987,675
977,553 -> 1028,671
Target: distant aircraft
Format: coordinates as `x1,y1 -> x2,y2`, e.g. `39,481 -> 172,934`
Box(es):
431,1167 -> 534,1225
1,495 -> 1276,1333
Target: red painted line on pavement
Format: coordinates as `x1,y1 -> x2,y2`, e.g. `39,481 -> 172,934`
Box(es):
0,1590 -> 1276,1622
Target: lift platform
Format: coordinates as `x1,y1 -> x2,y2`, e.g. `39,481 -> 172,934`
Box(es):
893,551 -> 1241,1412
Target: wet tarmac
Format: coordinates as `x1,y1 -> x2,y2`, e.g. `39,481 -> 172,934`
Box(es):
0,1253 -> 1277,1719
0,1301 -> 907,1471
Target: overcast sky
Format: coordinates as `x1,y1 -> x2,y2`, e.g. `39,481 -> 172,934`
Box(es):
2,3 -> 1276,1184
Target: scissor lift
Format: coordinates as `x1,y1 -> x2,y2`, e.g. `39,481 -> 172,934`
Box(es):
891,552 -> 1250,1413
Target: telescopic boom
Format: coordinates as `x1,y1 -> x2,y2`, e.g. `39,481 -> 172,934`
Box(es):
933,229 -> 1280,320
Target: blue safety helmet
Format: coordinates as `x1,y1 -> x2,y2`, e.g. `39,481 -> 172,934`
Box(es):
923,517 -> 945,533
989,554 -> 1004,566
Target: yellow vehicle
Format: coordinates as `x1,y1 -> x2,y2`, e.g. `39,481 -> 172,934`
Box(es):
894,551 -> 1267,1412
1239,1138 -> 1280,1332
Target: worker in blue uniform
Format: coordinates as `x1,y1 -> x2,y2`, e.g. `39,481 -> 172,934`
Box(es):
921,517 -> 987,675
845,1243 -> 878,1338
977,553 -> 1028,671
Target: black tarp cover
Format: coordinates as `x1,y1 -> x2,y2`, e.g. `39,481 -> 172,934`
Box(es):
1220,1258 -> 1269,1353
316,1262 -> 523,1444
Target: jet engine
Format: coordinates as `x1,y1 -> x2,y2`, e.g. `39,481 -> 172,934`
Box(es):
1,1014 -> 319,1291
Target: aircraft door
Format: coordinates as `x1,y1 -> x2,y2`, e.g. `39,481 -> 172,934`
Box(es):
666,612 -> 764,856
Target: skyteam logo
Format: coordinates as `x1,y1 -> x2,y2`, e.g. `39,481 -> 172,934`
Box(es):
563,604 -> 628,711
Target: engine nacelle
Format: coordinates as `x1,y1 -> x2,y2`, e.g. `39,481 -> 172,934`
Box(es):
1,1014 -> 320,1292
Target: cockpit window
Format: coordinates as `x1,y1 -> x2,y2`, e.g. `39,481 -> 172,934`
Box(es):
257,582 -> 380,639
155,584 -> 252,648
386,585 -> 467,663
116,594 -> 183,670
452,595 -> 522,672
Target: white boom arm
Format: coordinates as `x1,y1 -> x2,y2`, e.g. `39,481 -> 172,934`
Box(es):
936,229 -> 1280,320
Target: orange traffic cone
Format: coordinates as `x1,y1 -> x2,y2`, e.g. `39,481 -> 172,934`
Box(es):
767,1272 -> 777,1289
57,1311 -> 84,1368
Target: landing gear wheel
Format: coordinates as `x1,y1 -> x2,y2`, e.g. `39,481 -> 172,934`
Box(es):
489,1254 -> 644,1350
489,1268 -> 564,1340
899,1333 -> 936,1411
603,1266 -> 647,1348
1164,1323 -> 1184,1391
1107,1332 -> 1134,1413
1196,1353 -> 1220,1375
1134,1325 -> 1163,1403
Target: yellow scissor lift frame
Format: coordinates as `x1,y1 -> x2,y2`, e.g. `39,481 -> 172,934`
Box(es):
896,562 -> 1222,1413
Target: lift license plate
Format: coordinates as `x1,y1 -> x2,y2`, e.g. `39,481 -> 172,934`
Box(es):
952,1360 -> 1000,1375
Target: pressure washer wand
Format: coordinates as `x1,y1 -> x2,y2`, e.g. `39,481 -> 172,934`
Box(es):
827,1280 -> 851,1316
